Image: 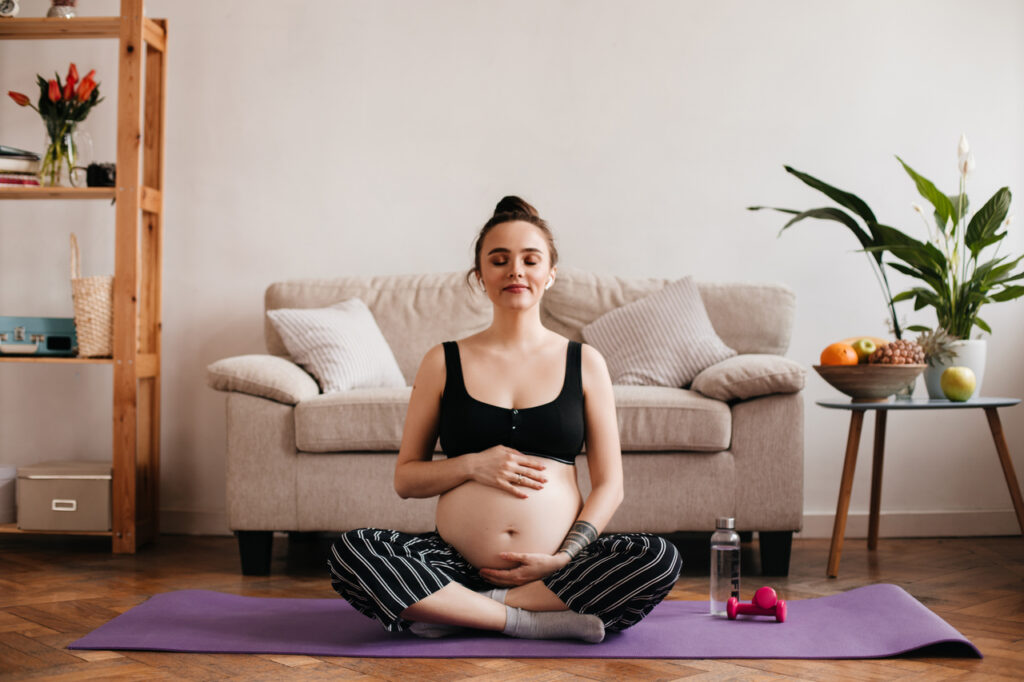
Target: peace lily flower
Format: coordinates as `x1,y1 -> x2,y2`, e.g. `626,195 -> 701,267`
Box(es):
957,133 -> 975,177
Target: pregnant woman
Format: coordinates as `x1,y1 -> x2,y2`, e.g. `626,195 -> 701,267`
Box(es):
328,196 -> 681,643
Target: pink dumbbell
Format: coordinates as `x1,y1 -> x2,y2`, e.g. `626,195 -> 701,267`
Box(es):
726,586 -> 787,623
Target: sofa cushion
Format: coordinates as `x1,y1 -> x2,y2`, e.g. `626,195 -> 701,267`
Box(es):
295,385 -> 730,454
691,354 -> 806,402
296,388 -> 413,452
582,276 -> 737,387
542,267 -> 795,355
267,299 -> 406,393
613,386 -> 731,452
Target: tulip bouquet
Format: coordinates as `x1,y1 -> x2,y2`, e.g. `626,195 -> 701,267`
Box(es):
7,62 -> 102,186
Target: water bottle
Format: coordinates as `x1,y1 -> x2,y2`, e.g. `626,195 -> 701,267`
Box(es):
710,516 -> 740,616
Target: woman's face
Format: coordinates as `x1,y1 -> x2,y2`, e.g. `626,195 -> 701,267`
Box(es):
477,220 -> 555,310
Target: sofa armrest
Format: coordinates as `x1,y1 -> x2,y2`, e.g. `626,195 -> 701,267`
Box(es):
226,392 -> 299,530
691,354 -> 805,402
731,392 -> 804,530
207,354 -> 319,405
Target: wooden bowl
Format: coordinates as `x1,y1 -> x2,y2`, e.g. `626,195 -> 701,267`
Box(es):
813,364 -> 927,402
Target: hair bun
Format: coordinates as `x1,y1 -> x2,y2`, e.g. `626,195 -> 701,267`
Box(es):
493,195 -> 539,218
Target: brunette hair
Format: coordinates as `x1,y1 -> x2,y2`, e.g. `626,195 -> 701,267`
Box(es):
466,196 -> 559,287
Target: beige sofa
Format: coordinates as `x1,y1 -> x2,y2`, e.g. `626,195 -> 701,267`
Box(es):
207,267 -> 805,575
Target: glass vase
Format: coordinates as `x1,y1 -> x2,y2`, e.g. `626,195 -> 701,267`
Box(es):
893,377 -> 916,401
47,0 -> 77,18
39,119 -> 88,187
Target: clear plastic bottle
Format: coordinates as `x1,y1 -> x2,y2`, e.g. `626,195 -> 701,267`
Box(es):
710,516 -> 740,616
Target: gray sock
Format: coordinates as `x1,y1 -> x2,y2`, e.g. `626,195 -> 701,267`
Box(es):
478,587 -> 509,604
502,606 -> 605,643
408,621 -> 466,638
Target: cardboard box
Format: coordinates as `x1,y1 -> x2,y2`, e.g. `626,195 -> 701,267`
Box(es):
17,461 -> 111,531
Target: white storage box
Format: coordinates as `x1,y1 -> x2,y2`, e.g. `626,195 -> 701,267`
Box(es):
0,466 -> 15,524
17,460 -> 112,531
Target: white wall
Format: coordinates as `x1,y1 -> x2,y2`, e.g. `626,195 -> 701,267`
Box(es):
2,0 -> 1022,537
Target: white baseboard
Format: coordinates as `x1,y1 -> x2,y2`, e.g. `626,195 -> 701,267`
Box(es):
160,509 -> 231,536
798,510 -> 1021,538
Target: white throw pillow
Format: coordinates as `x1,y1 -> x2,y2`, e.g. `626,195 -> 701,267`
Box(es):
582,276 -> 736,387
267,299 -> 406,393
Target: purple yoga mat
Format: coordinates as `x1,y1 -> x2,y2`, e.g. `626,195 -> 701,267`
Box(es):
68,583 -> 979,659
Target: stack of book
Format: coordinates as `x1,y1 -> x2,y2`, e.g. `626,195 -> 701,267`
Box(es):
0,145 -> 42,187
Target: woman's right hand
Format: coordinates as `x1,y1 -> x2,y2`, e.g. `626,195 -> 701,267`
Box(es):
469,445 -> 547,498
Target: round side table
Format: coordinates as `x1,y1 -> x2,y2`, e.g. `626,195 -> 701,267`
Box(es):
817,397 -> 1023,578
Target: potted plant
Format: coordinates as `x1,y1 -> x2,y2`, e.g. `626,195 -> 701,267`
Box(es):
750,135 -> 1022,398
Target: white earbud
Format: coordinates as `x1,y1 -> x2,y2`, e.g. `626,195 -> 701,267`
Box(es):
545,276 -> 554,290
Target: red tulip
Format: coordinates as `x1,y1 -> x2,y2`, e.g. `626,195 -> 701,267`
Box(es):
7,91 -> 31,107
76,78 -> 97,102
67,62 -> 79,86
47,79 -> 60,102
82,69 -> 96,82
63,80 -> 74,100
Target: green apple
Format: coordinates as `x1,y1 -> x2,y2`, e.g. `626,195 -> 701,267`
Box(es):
941,366 -> 976,402
850,338 -> 876,363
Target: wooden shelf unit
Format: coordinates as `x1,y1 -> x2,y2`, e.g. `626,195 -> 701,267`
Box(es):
0,0 -> 166,554
0,186 -> 116,200
0,356 -> 114,365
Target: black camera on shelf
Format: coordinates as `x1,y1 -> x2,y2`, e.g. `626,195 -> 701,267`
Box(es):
86,162 -> 116,187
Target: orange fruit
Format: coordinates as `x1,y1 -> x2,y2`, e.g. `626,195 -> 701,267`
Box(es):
820,342 -> 859,366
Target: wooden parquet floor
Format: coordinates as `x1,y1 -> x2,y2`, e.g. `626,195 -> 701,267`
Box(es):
0,532 -> 1021,681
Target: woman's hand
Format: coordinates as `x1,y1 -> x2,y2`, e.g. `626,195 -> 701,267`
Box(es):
479,551 -> 571,586
469,445 -> 547,498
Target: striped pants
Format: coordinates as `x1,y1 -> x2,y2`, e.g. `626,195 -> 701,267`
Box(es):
328,528 -> 682,633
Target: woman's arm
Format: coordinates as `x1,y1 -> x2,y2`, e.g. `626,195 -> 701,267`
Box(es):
538,344 -> 625,567
393,344 -> 548,499
393,344 -> 473,499
559,343 -> 624,549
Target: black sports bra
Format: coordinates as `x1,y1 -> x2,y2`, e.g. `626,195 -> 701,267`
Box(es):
438,340 -> 586,465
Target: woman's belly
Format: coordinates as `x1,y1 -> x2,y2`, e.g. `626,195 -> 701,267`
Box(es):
435,461 -> 583,570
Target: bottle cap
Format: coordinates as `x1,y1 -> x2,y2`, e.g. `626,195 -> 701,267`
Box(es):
715,517 -> 735,529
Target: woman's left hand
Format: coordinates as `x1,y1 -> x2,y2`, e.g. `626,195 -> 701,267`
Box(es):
478,551 -> 571,586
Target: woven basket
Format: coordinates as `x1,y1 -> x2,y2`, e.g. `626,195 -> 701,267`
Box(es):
70,233 -> 114,358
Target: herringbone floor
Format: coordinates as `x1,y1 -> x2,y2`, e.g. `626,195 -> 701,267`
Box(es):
1,532 -> 1021,680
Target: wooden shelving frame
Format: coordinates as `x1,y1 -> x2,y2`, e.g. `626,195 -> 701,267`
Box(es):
0,0 -> 166,553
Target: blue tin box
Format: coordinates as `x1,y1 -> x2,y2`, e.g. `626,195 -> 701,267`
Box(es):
0,316 -> 78,357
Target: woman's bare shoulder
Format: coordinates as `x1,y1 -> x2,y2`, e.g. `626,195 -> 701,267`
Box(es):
413,343 -> 447,392
579,341 -> 608,366
579,342 -> 612,390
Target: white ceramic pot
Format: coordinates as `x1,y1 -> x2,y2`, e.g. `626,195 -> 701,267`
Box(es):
924,339 -> 986,399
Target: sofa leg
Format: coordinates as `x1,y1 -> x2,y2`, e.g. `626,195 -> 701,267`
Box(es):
236,531 -> 273,576
287,531 -> 319,546
758,531 -> 793,576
